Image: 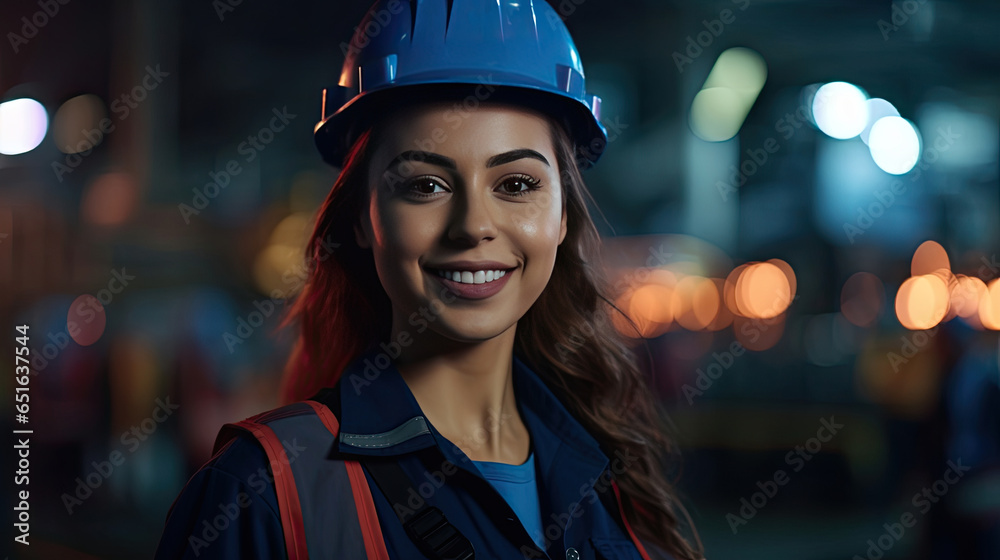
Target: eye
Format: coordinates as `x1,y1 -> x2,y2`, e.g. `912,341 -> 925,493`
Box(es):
497,174 -> 543,197
404,176 -> 449,199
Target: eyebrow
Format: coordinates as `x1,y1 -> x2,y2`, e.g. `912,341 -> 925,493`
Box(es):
384,148 -> 550,174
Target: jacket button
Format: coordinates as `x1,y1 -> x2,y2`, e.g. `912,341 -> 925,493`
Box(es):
565,547 -> 580,560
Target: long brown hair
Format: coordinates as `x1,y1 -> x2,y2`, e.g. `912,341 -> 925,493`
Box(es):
277,101 -> 704,560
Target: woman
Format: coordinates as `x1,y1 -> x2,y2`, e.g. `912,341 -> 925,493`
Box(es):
157,1 -> 703,559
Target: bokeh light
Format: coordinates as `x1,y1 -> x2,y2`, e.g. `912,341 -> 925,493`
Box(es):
672,275 -> 719,331
950,274 -> 987,319
840,272 -> 885,327
53,94 -> 108,154
689,47 -> 767,142
735,262 -> 792,319
68,294 -> 106,346
81,172 -> 138,226
895,274 -> 950,329
812,81 -> 869,139
859,98 -> 900,145
869,116 -> 921,174
0,97 -> 49,155
252,212 -> 313,297
979,279 -> 1000,330
910,239 -> 950,277
630,281 -> 674,337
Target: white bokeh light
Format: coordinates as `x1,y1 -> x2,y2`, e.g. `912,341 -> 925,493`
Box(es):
812,82 -> 869,140
0,98 -> 49,155
869,116 -> 921,175
860,98 -> 900,146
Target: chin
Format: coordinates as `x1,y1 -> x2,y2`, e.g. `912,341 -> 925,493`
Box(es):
431,320 -> 516,344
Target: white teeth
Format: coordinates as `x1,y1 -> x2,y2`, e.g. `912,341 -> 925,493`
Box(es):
434,268 -> 509,284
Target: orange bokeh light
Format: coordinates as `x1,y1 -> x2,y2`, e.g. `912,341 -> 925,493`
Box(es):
979,279 -> 1000,330
911,240 -> 950,277
736,262 -> 792,319
841,272 -> 885,328
895,274 -> 950,330
950,274 -> 987,319
705,278 -> 734,331
672,275 -> 719,331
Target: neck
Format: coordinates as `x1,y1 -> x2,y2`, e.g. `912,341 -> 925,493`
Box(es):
389,323 -> 529,464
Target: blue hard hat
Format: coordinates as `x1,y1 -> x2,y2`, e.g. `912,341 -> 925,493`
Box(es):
314,0 -> 608,170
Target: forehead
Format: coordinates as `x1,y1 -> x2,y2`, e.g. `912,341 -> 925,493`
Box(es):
372,102 -> 555,164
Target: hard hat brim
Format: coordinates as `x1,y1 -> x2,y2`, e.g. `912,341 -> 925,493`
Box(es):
314,80 -> 608,171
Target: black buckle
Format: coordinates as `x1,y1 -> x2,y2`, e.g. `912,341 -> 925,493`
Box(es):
404,506 -> 475,560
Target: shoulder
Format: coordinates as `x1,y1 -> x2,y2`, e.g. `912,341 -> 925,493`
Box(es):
155,431 -> 284,559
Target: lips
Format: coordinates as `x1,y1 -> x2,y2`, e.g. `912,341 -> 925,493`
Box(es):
425,265 -> 517,300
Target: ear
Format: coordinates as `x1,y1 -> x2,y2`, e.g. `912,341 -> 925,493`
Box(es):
558,204 -> 567,246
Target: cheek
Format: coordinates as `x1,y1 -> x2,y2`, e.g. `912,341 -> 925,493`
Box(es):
371,202 -> 437,266
517,195 -> 564,244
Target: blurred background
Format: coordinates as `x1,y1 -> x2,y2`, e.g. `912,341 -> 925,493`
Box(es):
1,0 -> 998,558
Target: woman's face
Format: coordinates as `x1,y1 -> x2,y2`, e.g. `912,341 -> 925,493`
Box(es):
355,102 -> 567,345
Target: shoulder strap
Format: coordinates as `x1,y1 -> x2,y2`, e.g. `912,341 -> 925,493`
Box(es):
214,416 -> 310,559
212,401 -> 390,560
311,387 -> 474,559
364,454 -> 476,560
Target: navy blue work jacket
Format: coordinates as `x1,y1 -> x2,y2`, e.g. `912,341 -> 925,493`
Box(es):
156,346 -> 676,560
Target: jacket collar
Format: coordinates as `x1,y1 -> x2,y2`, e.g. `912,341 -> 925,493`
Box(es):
334,345 -> 609,468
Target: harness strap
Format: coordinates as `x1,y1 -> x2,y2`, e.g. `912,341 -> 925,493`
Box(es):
611,479 -> 653,560
364,453 -> 476,560
218,419 -> 310,559
302,400 -> 390,560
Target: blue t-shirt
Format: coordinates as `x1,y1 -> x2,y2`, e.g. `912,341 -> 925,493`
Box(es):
471,451 -> 546,552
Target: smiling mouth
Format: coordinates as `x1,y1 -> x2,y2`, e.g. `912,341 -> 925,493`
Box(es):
425,267 -> 517,285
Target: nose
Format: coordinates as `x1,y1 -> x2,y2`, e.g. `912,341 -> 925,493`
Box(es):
446,183 -> 499,245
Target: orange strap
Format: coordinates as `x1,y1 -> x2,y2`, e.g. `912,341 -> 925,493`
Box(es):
232,419 -> 310,559
611,479 -> 653,560
304,400 -> 390,560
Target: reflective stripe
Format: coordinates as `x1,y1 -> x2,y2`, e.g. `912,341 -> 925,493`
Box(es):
339,415 -> 431,449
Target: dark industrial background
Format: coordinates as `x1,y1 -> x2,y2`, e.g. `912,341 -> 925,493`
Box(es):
1,0 -> 999,558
